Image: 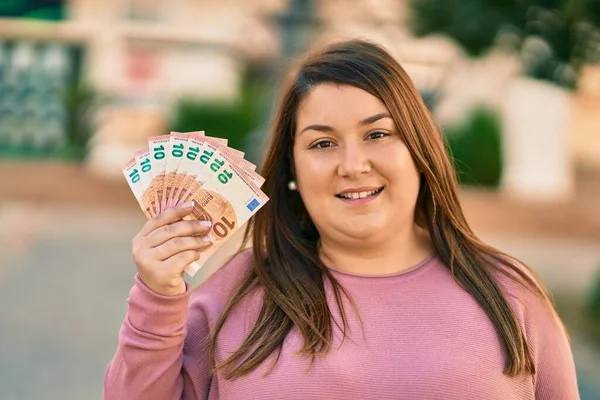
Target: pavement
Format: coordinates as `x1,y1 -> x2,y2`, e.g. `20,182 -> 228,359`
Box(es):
0,201 -> 599,399
0,203 -> 244,400
0,204 -> 138,400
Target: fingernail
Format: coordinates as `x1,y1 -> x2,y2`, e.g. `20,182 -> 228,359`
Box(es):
179,201 -> 195,209
198,220 -> 212,227
201,235 -> 212,242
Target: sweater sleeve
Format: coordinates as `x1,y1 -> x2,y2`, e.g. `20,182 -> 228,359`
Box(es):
531,302 -> 580,399
103,275 -> 212,400
509,287 -> 580,400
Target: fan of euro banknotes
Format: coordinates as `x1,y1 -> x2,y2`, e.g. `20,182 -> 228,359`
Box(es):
122,131 -> 269,277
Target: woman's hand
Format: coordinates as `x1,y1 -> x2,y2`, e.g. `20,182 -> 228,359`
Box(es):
132,201 -> 212,296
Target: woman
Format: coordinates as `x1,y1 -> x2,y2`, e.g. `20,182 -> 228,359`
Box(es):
104,40 -> 579,399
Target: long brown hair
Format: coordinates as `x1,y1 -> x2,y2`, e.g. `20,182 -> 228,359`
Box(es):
209,39 -> 556,379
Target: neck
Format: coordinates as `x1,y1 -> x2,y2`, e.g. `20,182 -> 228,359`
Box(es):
319,224 -> 434,277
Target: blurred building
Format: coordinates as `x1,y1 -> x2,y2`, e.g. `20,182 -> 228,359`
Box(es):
0,0 -> 285,175
0,0 -> 599,192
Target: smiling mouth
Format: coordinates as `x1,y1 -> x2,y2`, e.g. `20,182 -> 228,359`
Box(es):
335,187 -> 384,200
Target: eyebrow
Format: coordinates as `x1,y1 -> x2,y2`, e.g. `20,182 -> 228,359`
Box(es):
299,112 -> 392,134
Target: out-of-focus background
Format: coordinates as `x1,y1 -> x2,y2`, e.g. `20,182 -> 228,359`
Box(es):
0,0 -> 598,398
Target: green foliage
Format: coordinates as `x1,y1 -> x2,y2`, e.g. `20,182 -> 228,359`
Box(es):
170,78 -> 269,153
580,267 -> 600,348
408,0 -> 600,88
445,107 -> 503,188
409,0 -> 524,57
586,267 -> 600,321
0,1 -> 65,20
60,83 -> 98,161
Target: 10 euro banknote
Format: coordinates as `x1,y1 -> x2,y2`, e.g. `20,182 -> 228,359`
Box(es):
122,131 -> 269,277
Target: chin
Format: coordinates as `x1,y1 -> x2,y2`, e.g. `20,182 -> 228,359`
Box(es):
338,224 -> 382,241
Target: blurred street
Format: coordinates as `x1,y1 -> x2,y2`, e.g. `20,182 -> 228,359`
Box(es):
0,204 -> 140,399
0,165 -> 599,398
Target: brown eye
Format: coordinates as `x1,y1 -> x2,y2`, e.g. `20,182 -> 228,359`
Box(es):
310,140 -> 335,149
366,131 -> 389,140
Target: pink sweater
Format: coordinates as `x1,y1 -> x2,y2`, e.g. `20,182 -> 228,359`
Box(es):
104,250 -> 579,399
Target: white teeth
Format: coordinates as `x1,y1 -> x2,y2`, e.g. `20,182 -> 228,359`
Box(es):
339,189 -> 381,199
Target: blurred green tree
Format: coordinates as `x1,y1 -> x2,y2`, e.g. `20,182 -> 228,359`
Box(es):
587,267 -> 600,320
584,267 -> 600,346
445,107 -> 503,188
409,0 -> 600,88
60,82 -> 98,161
170,74 -> 270,160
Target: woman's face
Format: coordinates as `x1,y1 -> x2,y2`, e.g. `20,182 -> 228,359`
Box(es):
293,83 -> 421,244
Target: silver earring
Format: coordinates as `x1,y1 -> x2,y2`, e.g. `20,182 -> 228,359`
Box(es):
287,180 -> 297,191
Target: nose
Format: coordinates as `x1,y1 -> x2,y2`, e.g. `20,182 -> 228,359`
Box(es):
337,141 -> 371,178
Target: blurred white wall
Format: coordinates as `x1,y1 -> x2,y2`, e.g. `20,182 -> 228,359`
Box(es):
70,0 -> 281,101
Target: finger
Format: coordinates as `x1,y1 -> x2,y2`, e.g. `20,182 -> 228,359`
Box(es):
146,219 -> 212,248
153,235 -> 213,261
140,201 -> 196,237
162,250 -> 201,272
